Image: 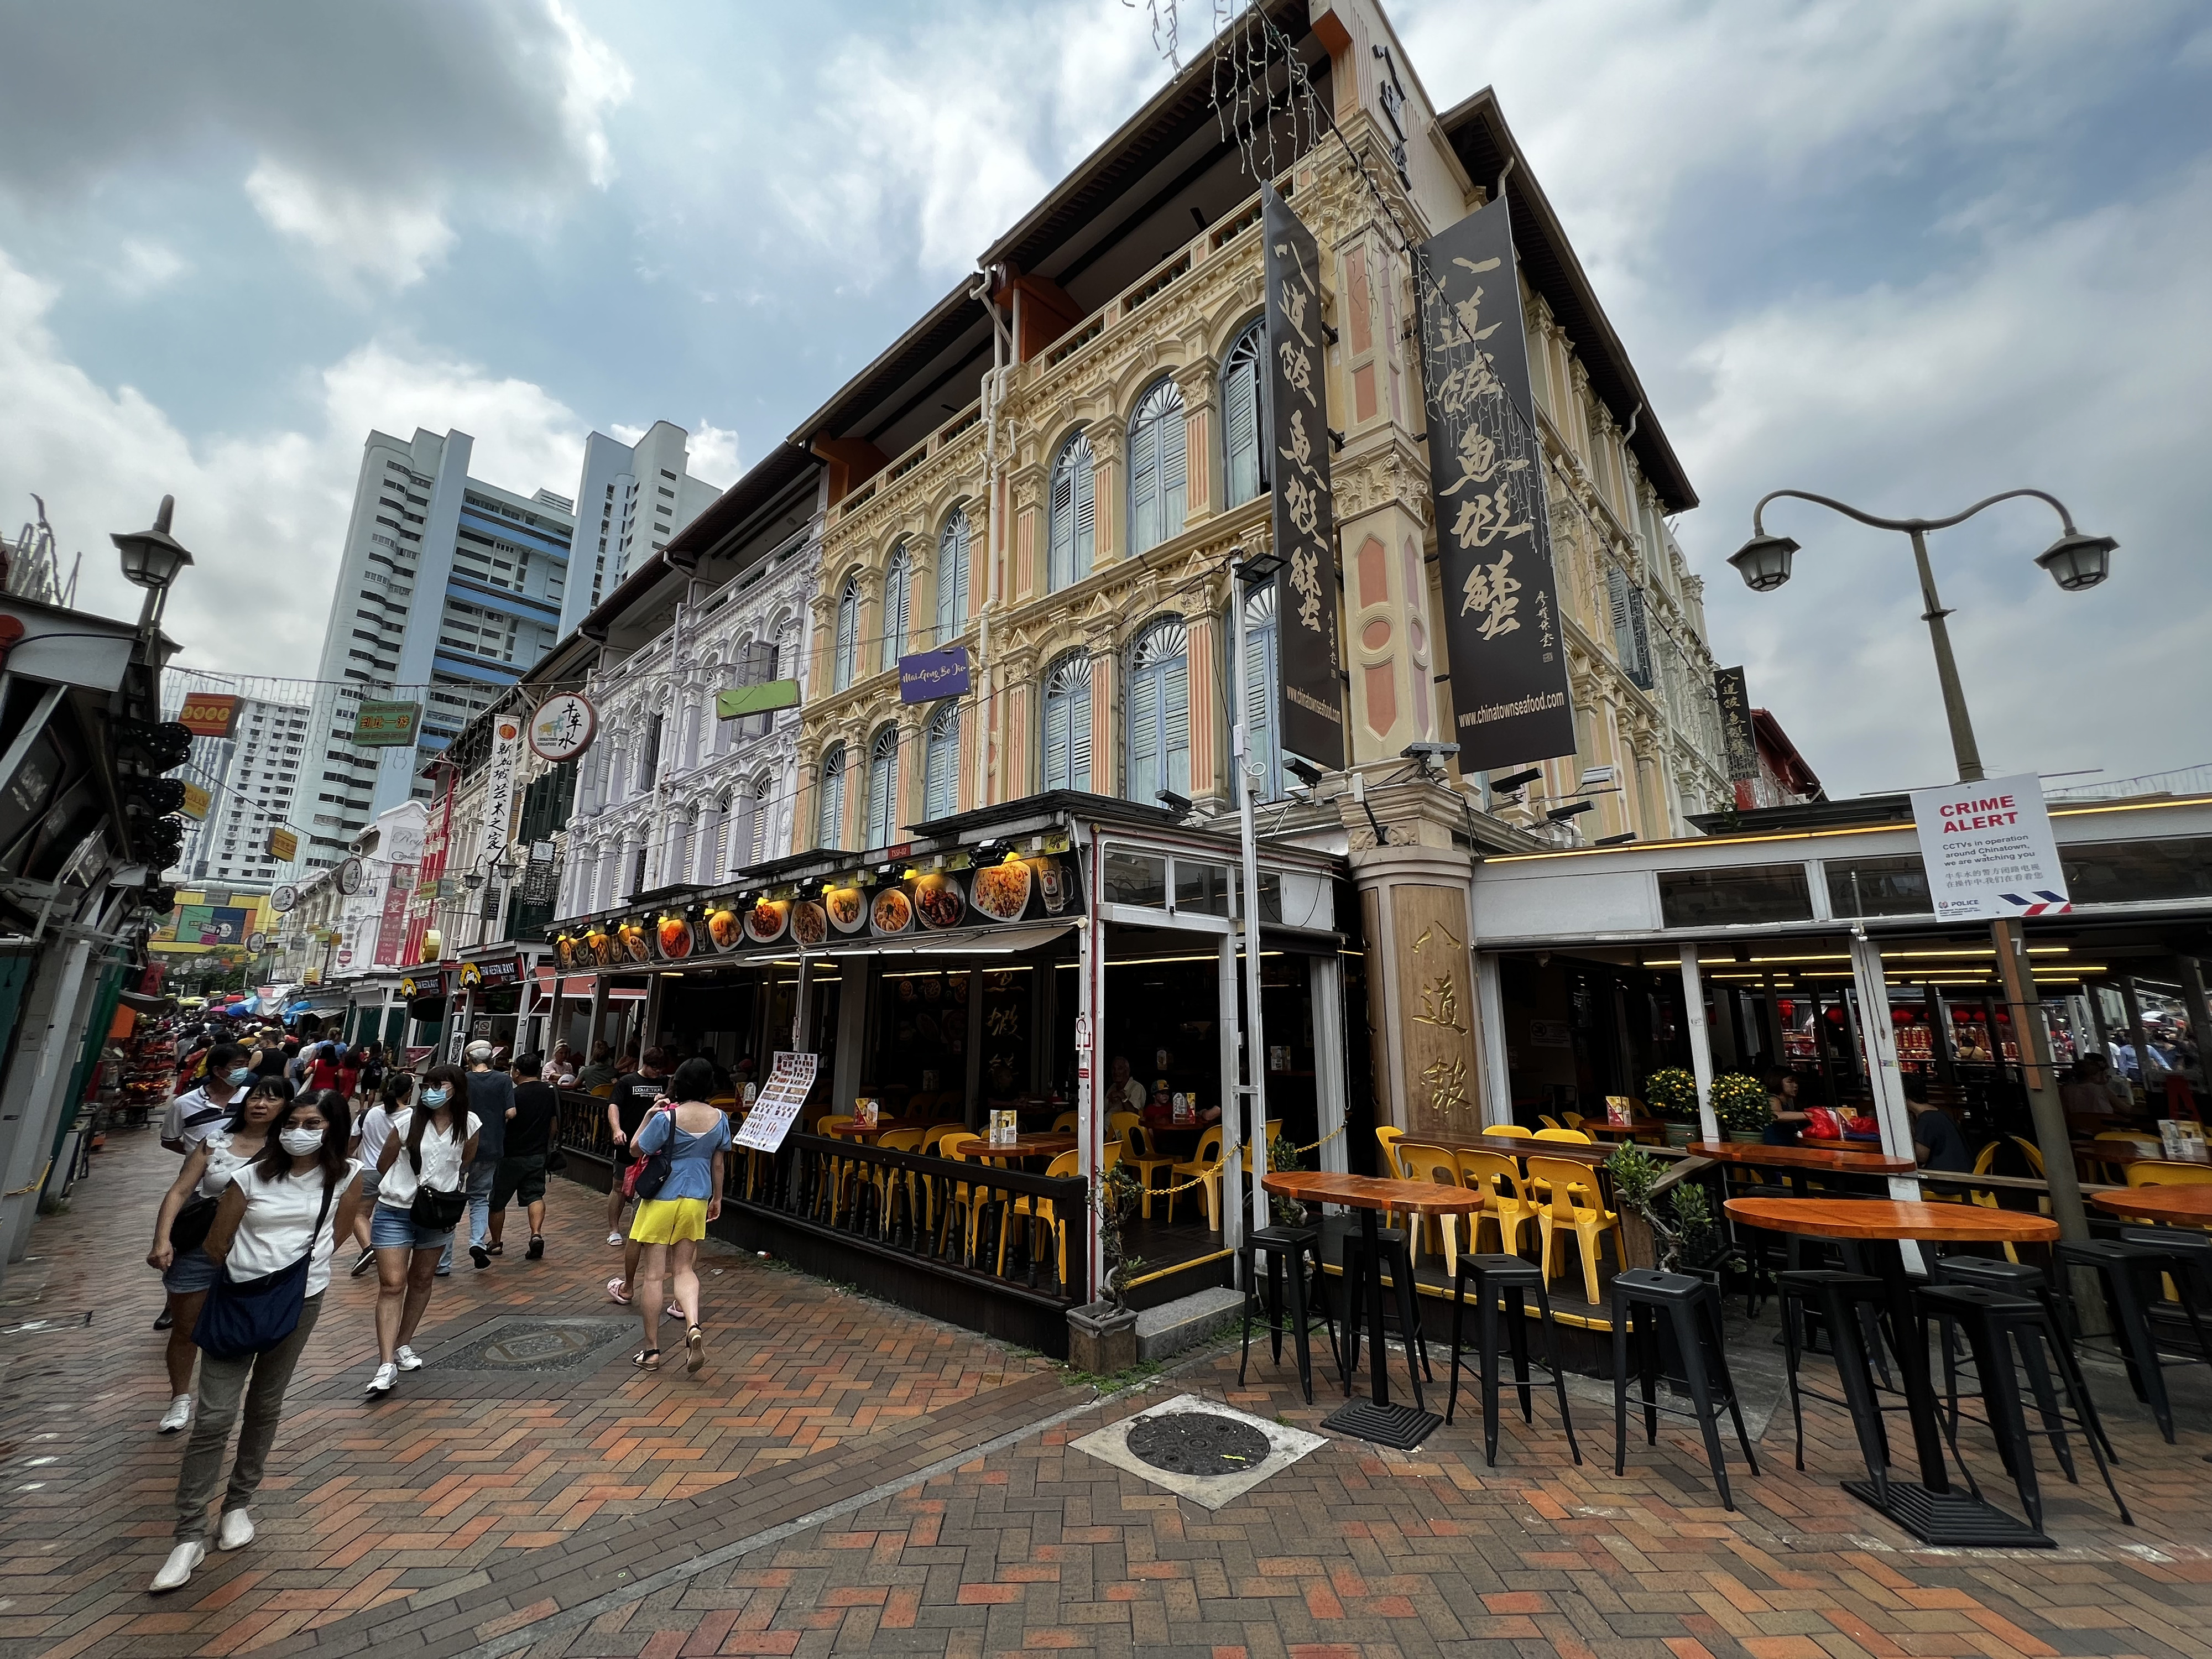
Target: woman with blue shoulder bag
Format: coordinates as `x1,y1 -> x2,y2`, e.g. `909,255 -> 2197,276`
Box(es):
153,1091 -> 362,1592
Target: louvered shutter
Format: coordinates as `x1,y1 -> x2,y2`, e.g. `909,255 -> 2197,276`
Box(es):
1162,653 -> 1191,798
1606,566 -> 1636,674
1159,397 -> 1187,542
1244,601 -> 1277,800
925,708 -> 958,820
1625,585 -> 1654,690
1049,458 -> 1074,591
1043,681 -> 1070,789
881,552 -> 909,674
1129,411 -> 1157,554
1224,328 -> 1264,507
1067,674 -> 1092,792
834,580 -> 859,690
1128,662 -> 1159,804
937,512 -> 968,642
818,750 -> 845,850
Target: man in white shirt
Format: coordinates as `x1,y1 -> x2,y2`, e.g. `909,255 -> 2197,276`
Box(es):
1104,1055 -> 1147,1116
160,1045 -> 249,1155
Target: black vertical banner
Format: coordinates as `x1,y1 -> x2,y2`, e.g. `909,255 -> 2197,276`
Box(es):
1416,197 -> 1577,771
1714,666 -> 1757,781
1262,186 -> 1345,772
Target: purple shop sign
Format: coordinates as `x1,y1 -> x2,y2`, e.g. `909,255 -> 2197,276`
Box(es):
898,645 -> 971,703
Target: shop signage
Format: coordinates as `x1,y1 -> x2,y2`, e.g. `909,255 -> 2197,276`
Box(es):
266,826 -> 298,862
180,782 -> 211,821
1908,772 -> 2073,920
733,1051 -> 820,1154
898,647 -> 969,704
337,856 -> 365,895
1262,185 -> 1345,772
477,718 -> 523,870
269,883 -> 298,913
246,931 -> 267,953
1417,196 -> 1576,771
1715,666 -> 1757,781
458,957 -> 523,990
715,681 -> 801,720
521,843 -> 557,904
353,699 -> 422,748
176,693 -> 240,739
527,692 -> 598,763
375,862 -> 414,966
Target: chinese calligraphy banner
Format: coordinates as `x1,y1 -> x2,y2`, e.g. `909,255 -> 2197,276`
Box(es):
1262,186 -> 1346,772
1416,198 -> 1576,772
477,718 -> 522,871
1714,666 -> 1757,781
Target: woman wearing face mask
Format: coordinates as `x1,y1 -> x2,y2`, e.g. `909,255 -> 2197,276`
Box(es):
152,1091 -> 362,1593
147,1076 -> 293,1434
346,1072 -> 414,1277
365,1064 -> 478,1395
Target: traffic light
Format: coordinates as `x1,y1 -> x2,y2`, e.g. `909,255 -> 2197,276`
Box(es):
112,716 -> 194,875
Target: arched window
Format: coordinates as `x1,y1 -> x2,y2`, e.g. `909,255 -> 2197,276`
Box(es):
1127,618 -> 1191,806
923,702 -> 959,820
935,509 -> 971,643
1048,431 -> 1095,591
864,724 -> 900,848
817,743 -> 847,851
832,575 -> 860,692
1126,378 -> 1187,555
1221,321 -> 1266,508
1239,581 -> 1281,802
1041,651 -> 1093,793
879,544 -> 912,674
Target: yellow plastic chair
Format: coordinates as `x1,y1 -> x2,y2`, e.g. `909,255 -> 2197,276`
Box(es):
1538,1114 -> 1565,1132
1107,1109 -> 1141,1143
922,1123 -> 969,1155
1166,1125 -> 1225,1230
1486,1124 -> 1534,1141
1376,1125 -> 1408,1177
1397,1142 -> 1468,1277
1456,1149 -> 1537,1256
1001,1151 -> 1079,1284
1526,1154 -> 1621,1307
2125,1159 -> 2212,1187
1240,1119 -> 1286,1174
1534,1126 -> 1593,1145
877,1126 -> 928,1232
589,1083 -> 614,1099
1120,1123 -> 1177,1218
1052,1109 -> 1078,1134
935,1132 -> 993,1262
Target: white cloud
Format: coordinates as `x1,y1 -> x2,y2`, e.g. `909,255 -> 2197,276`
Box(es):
243,161 -> 458,292
0,241 -> 583,672
687,422 -> 741,492
111,237 -> 186,298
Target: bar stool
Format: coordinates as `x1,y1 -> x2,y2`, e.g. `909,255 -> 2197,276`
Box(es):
1238,1224 -> 1335,1404
1914,1282 -> 2132,1530
1611,1268 -> 1760,1511
1776,1269 -> 1900,1475
1339,1228 -> 1432,1404
1936,1254 -> 2114,1463
1445,1253 -> 1580,1467
2056,1239 -> 2212,1443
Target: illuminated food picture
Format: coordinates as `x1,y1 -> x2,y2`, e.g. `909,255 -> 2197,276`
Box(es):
913,871 -> 965,930
824,886 -> 866,933
969,858 -> 1031,922
706,907 -> 743,950
744,898 -> 789,943
554,935 -> 574,970
791,900 -> 828,948
872,886 -> 914,934
619,922 -> 651,963
656,915 -> 693,959
586,928 -> 617,965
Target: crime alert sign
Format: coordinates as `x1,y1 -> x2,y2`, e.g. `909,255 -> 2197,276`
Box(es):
1909,771 -> 2072,921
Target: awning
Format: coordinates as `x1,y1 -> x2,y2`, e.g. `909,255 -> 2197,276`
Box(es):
786,921 -> 1078,961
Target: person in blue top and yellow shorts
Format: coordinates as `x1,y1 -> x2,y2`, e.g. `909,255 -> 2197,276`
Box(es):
626,1057 -> 731,1372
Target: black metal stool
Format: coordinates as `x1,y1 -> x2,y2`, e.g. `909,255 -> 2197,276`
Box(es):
1339,1228 -> 1432,1403
1777,1269 -> 1901,1475
1936,1254 -> 2114,1463
1914,1282 -> 2132,1530
1445,1253 -> 1581,1467
1238,1224 -> 1335,1404
1611,1268 -> 1760,1510
2057,1238 -> 2212,1443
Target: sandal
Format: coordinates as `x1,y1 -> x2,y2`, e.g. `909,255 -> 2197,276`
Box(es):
633,1348 -> 661,1369
685,1326 -> 706,1373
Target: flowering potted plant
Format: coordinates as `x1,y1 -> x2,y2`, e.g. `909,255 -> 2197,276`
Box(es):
1708,1072 -> 1770,1141
1643,1067 -> 1701,1146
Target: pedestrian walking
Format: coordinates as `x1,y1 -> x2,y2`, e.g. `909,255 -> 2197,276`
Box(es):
624,1058 -> 728,1372
346,1072 -> 413,1276
150,1089 -> 363,1593
489,1052 -> 557,1259
159,1043 -> 247,1156
364,1064 -> 478,1396
147,1078 -> 293,1433
459,1039 -> 512,1266
603,1048 -> 666,1248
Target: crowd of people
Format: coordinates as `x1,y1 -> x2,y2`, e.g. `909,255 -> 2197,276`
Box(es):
140,1018 -> 742,1595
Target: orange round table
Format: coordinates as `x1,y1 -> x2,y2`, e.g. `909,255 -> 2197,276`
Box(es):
1725,1197 -> 2059,1546
2091,1186 -> 2212,1226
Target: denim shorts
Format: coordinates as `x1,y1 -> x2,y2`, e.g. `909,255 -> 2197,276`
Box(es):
162,1246 -> 223,1296
371,1201 -> 455,1251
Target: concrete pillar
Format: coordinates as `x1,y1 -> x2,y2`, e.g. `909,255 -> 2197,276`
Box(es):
1679,945 -> 1718,1143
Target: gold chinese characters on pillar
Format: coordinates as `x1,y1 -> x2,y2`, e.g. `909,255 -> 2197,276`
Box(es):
1394,885 -> 1480,1139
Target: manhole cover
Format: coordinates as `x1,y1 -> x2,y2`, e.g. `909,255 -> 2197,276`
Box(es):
1125,1412 -> 1274,1478
435,1318 -> 631,1374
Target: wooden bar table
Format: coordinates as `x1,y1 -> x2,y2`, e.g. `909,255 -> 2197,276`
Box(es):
2091,1185 -> 2212,1226
969,1133 -> 1077,1161
1265,1170 -> 1483,1449
1428,1133 -> 1611,1167
1725,1196 -> 2060,1546
1689,1140 -> 1916,1177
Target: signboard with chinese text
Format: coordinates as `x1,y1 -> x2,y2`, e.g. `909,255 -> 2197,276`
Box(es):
375,863 -> 413,965
265,826 -> 298,862
176,693 -> 239,739
898,648 -> 970,705
1909,772 -> 2072,921
353,700 -> 422,748
1417,197 -> 1576,770
476,718 -> 522,870
526,693 -> 598,763
733,1051 -> 821,1154
521,842 -> 558,904
1262,186 -> 1346,771
1714,667 -> 1757,782
180,782 -> 211,821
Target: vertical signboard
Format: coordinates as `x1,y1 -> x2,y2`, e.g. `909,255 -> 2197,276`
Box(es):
1262,186 -> 1346,771
1714,667 -> 1757,782
477,718 -> 522,869
375,863 -> 413,966
1416,196 -> 1576,771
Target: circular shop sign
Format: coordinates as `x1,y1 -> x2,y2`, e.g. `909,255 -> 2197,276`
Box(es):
269,883 -> 298,914
528,693 -> 599,763
336,857 -> 364,895
246,931 -> 268,953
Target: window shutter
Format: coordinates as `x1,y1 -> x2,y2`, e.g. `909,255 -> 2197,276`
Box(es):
925,708 -> 958,820
1163,654 -> 1191,799
1049,458 -> 1074,591
867,729 -> 898,847
1072,441 -> 1095,573
1625,584 -> 1655,690
1128,412 -> 1157,554
1223,327 -> 1264,507
1244,596 -> 1277,800
834,579 -> 859,690
1160,396 -> 1187,542
1606,566 -> 1635,672
1068,675 -> 1092,792
937,512 -> 969,641
1128,664 -> 1159,803
881,552 -> 910,674
818,749 -> 845,850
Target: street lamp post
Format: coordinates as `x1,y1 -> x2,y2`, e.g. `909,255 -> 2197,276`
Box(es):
1726,487 -> 2116,1243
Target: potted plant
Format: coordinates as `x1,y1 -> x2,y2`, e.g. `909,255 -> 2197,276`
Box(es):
1603,1144 -> 1664,1269
1067,1163 -> 1144,1375
1708,1072 -> 1770,1142
1666,1181 -> 1746,1282
1643,1067 -> 1701,1147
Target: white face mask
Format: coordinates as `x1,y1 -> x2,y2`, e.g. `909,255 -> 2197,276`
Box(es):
279,1126 -> 324,1156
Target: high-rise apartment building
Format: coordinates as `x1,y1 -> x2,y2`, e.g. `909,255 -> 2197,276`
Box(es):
164,676 -> 313,893
299,427 -> 576,869
557,422 -> 723,635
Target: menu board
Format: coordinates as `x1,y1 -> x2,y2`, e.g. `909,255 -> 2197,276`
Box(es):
734,1051 -> 820,1154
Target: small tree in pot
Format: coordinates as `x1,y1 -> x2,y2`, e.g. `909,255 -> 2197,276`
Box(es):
1708,1072 -> 1770,1141
1068,1163 -> 1145,1375
1643,1067 -> 1701,1147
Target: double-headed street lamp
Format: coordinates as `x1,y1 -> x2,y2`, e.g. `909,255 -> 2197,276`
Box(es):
1726,485 -> 2117,1243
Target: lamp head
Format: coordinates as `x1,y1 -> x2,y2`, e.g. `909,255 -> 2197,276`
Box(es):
111,494 -> 196,593
2035,530 -> 2116,593
1233,546 -> 1287,588
1729,533 -> 1797,593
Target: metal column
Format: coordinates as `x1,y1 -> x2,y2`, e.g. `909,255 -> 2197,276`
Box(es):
1679,945 -> 1719,1144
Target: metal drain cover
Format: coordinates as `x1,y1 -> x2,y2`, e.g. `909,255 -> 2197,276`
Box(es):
1125,1411 -> 1274,1477
434,1317 -> 632,1373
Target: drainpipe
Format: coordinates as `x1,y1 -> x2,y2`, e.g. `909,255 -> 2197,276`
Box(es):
972,270 -> 1013,806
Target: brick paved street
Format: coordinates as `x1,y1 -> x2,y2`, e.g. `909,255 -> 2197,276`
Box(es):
8,1128 -> 2212,1659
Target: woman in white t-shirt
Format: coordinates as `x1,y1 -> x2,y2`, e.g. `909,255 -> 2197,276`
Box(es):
152,1090 -> 362,1593
344,1072 -> 414,1278
366,1064 -> 478,1396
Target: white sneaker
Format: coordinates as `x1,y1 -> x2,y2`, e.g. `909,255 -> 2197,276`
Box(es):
151,1540 -> 205,1592
158,1394 -> 192,1434
217,1508 -> 254,1551
607,1230 -> 624,1246
395,1344 -> 422,1371
366,1361 -> 398,1395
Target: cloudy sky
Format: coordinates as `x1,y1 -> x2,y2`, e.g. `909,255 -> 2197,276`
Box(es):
1,0 -> 2204,798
